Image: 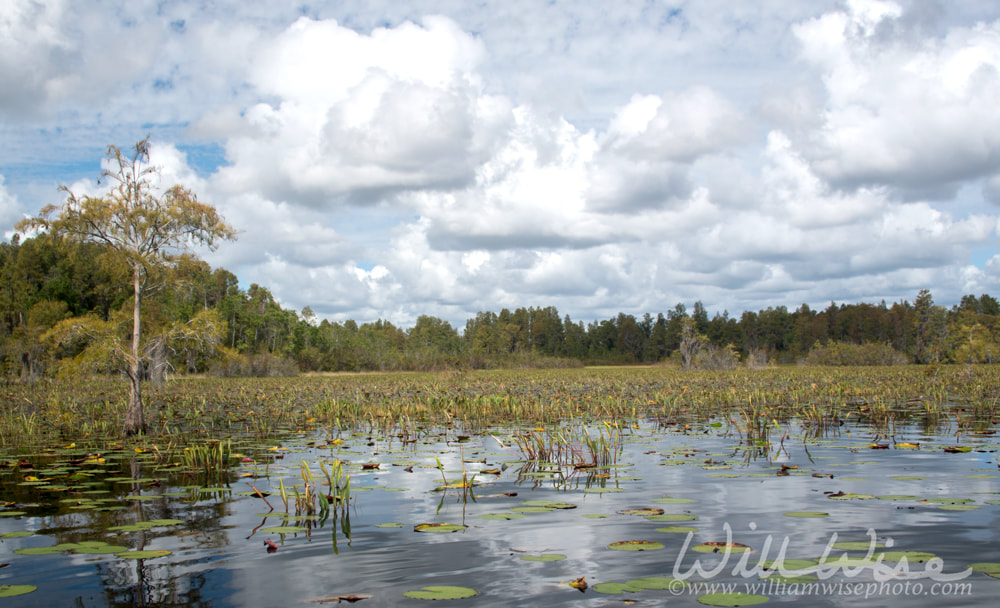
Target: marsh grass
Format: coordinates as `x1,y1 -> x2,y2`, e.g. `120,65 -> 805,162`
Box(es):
2,366 -> 999,453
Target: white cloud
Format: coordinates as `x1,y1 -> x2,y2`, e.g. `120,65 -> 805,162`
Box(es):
4,1 -> 1000,326
793,0 -> 1000,199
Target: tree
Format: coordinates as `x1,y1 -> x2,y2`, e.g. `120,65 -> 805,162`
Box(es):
17,137 -> 236,435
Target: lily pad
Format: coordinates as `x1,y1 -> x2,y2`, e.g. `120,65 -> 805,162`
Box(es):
877,551 -> 936,563
0,585 -> 37,598
968,562 -> 1000,574
520,553 -> 566,562
619,507 -> 664,516
592,581 -> 642,594
657,526 -> 698,533
627,577 -> 688,590
698,592 -> 769,606
477,513 -> 525,521
652,497 -> 696,504
376,522 -> 406,528
783,511 -> 828,518
261,526 -> 308,534
692,542 -> 751,554
402,586 -> 478,600
645,513 -> 698,522
608,540 -> 664,551
414,523 -> 468,533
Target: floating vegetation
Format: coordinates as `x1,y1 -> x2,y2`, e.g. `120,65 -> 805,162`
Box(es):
403,586 -> 478,600
608,540 -> 665,551
0,366 -> 999,605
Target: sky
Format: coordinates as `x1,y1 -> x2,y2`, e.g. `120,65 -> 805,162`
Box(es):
3,0 -> 1000,329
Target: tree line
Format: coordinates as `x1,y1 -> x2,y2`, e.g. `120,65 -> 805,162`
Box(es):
3,233 -> 999,379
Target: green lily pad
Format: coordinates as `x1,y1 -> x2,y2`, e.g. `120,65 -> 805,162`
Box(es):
645,513 -> 698,522
0,585 -> 37,598
938,504 -> 981,511
510,506 -> 555,513
414,523 -> 467,533
627,577 -> 688,590
657,526 -> 698,534
261,526 -> 308,534
1,531 -> 34,538
921,497 -> 973,504
608,540 -> 664,551
116,549 -> 171,559
783,511 -> 828,518
14,546 -> 64,556
877,551 -> 936,563
968,562 -> 1000,574
520,553 -> 566,562
0,511 -> 27,517
592,581 -> 642,594
477,513 -> 525,521
652,497 -> 696,504
698,592 -> 769,606
581,513 -> 609,519
403,586 -> 478,600
376,522 -> 406,528
876,495 -> 921,501
74,544 -> 131,555
692,542 -> 751,554
759,558 -> 818,571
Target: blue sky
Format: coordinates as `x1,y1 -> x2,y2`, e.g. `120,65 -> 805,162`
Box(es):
3,0 -> 1000,327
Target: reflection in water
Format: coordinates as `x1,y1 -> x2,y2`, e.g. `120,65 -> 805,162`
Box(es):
1,419 -> 999,606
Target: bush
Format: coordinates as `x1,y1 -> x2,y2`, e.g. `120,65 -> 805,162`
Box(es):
802,342 -> 909,366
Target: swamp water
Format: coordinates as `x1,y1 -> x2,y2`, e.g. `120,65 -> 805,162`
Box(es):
1,419 -> 998,607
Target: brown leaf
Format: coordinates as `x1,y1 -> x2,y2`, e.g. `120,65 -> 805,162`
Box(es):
569,576 -> 588,591
311,593 -> 373,604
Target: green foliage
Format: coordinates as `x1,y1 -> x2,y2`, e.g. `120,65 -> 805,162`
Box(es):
803,342 -> 910,366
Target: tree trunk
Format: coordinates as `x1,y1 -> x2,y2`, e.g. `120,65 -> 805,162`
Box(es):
124,266 -> 145,436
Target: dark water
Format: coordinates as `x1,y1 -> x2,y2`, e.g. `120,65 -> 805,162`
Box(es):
2,421 -> 998,607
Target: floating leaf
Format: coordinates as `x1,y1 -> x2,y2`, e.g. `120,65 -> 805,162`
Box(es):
477,513 -> 525,521
698,592 -> 769,606
74,544 -> 130,555
261,526 -> 308,534
376,522 -> 406,528
618,508 -> 664,516
876,495 -> 920,501
692,542 -> 751,554
968,563 -> 1000,574
414,523 -> 467,533
652,497 -> 696,504
657,526 -> 698,534
520,553 -> 566,562
627,577 -> 688,590
783,511 -> 828,518
0,585 -> 37,598
608,540 -> 664,551
877,551 -> 936,563
402,586 -> 478,600
510,506 -> 556,514
645,513 -> 698,522
593,581 -> 642,594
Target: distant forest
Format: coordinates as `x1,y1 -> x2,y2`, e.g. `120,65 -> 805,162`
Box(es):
2,233 -> 998,379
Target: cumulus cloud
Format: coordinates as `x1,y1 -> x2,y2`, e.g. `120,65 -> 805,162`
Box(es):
4,1 -> 1000,326
209,16 -> 511,207
0,175 -> 23,236
793,0 -> 1000,199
